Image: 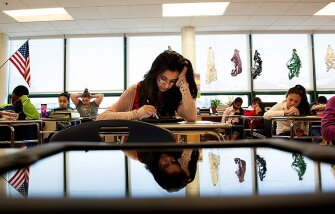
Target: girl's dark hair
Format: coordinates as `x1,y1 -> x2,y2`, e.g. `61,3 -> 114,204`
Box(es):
317,96 -> 327,104
251,97 -> 265,115
139,50 -> 198,117
231,97 -> 243,106
138,149 -> 199,192
286,84 -> 311,115
59,91 -> 70,101
12,85 -> 29,96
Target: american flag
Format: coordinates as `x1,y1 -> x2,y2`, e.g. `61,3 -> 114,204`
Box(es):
1,145 -> 30,197
9,40 -> 31,86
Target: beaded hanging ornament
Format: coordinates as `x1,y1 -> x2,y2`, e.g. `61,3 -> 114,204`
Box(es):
251,50 -> 263,79
287,49 -> 302,80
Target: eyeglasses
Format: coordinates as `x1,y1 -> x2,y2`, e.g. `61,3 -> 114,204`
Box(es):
158,75 -> 177,86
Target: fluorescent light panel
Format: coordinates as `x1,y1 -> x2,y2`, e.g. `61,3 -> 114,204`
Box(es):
163,2 -> 229,17
314,2 -> 335,15
3,8 -> 73,22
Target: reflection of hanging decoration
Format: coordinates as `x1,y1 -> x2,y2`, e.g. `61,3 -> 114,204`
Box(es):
256,155 -> 267,181
325,45 -> 335,72
208,152 -> 220,186
234,158 -> 246,183
287,49 -> 302,80
251,50 -> 263,79
231,49 -> 242,77
206,47 -> 217,85
291,153 -> 307,180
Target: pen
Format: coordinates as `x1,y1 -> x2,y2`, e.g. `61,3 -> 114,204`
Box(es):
147,100 -> 159,119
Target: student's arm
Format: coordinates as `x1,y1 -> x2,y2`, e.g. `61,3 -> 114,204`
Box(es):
70,93 -> 81,106
263,103 -> 285,120
97,85 -> 154,120
176,66 -> 197,122
21,95 -> 40,120
321,97 -> 335,141
92,93 -> 104,107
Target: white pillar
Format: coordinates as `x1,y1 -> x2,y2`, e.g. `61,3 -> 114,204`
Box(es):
181,26 -> 196,71
0,33 -> 9,104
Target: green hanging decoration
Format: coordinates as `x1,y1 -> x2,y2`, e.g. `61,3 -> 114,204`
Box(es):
287,49 -> 302,80
291,153 -> 307,180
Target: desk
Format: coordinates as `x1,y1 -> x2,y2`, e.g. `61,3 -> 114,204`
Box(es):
157,121 -> 231,142
242,116 -> 265,139
197,114 -> 223,122
0,140 -> 335,213
271,116 -> 322,140
41,118 -> 82,142
223,115 -> 266,139
0,120 -> 42,146
101,121 -> 231,143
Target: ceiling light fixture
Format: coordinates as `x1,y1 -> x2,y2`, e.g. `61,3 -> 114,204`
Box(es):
163,2 -> 229,17
314,2 -> 335,15
3,7 -> 73,22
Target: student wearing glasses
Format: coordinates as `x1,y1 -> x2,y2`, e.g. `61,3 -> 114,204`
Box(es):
97,50 -> 198,122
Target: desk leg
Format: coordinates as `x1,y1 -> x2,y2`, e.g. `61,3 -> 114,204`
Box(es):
9,126 -> 15,146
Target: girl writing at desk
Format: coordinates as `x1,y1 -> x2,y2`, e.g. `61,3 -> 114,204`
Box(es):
97,50 -> 198,122
264,84 -> 311,137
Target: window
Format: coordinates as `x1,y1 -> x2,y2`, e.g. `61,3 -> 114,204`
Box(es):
195,34 -> 250,92
252,34 -> 313,91
313,34 -> 335,90
66,37 -> 124,92
9,38 -> 64,94
127,35 -> 181,86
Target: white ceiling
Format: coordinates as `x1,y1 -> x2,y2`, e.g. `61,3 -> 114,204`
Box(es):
0,0 -> 335,38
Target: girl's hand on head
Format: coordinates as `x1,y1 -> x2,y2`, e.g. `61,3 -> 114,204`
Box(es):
255,105 -> 262,115
176,60 -> 188,87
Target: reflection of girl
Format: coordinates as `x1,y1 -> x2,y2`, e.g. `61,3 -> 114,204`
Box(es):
125,148 -> 199,192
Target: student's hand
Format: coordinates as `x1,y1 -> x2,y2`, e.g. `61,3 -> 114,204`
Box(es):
286,106 -> 299,116
255,105 -> 262,115
139,105 -> 157,118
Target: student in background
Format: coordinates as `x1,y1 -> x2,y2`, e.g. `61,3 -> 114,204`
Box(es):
311,96 -> 327,116
97,50 -> 198,122
71,88 -> 104,117
321,96 -> 335,144
221,97 -> 244,140
0,85 -> 40,142
0,85 -> 40,120
44,92 -> 79,143
47,91 -> 77,131
244,97 -> 265,137
264,84 -> 311,137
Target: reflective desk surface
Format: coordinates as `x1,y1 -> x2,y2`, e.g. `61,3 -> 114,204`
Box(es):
0,139 -> 334,213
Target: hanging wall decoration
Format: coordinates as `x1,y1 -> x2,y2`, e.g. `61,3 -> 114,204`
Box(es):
287,49 -> 302,80
325,45 -> 335,72
231,49 -> 242,77
251,50 -> 263,79
206,47 -> 217,85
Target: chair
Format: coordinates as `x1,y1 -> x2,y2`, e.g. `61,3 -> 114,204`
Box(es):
49,119 -> 176,143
